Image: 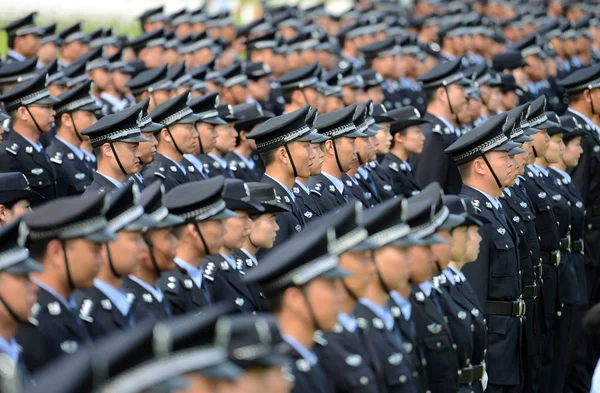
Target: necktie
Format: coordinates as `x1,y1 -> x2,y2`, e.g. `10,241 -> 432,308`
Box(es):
200,283 -> 212,305
341,186 -> 350,202
365,175 -> 380,200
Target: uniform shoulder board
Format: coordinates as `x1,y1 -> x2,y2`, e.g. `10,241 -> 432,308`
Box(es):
228,161 -> 238,171
293,186 -> 300,194
164,275 -> 181,295
50,153 -> 63,165
154,171 -> 166,179
220,261 -> 230,271
388,162 -> 399,172
5,143 -> 20,155
203,262 -> 217,281
236,259 -> 246,275
28,302 -> 41,326
431,124 -> 443,135
310,189 -> 322,196
79,299 -> 95,323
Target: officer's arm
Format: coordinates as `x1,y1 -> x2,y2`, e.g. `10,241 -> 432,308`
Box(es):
569,137 -> 593,204
411,132 -> 447,189
461,224 -> 491,312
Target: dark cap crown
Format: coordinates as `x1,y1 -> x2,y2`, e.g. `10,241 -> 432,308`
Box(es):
165,177 -> 228,222
246,105 -> 312,152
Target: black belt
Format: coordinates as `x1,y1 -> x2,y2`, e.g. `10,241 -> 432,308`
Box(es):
572,239 -> 584,253
586,206 -> 600,217
486,299 -> 526,317
560,236 -> 571,252
458,364 -> 485,383
523,283 -> 537,299
541,250 -> 561,266
534,264 -> 543,278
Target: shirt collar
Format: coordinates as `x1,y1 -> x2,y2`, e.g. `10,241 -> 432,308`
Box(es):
442,269 -> 456,286
389,290 -> 411,321
183,154 -> 203,171
321,171 -> 345,195
283,335 -> 318,365
94,279 -> 131,317
503,187 -> 512,197
265,174 -> 295,202
83,150 -> 97,163
240,248 -> 258,266
435,114 -> 459,136
233,151 -> 255,170
357,166 -> 369,179
0,337 -> 20,365
100,92 -> 128,111
164,155 -> 187,175
56,136 -> 84,160
568,108 -> 600,134
128,275 -> 164,302
20,135 -> 43,152
447,266 -> 466,282
208,153 -> 229,169
96,171 -> 124,188
551,167 -> 571,183
359,298 -> 394,330
295,180 -> 310,195
533,164 -> 549,177
418,281 -> 434,297
338,313 -> 357,333
31,277 -> 77,311
220,253 -> 237,269
465,185 -> 500,210
174,257 -> 204,288
8,50 -> 26,62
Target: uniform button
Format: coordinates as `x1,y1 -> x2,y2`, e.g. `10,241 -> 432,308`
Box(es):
399,375 -> 407,384
452,344 -> 458,350
38,181 -> 42,185
422,358 -> 427,367
360,377 -> 369,386
471,324 -> 475,332
589,224 -> 593,230
437,342 -> 442,348
484,349 -> 487,356
538,236 -> 541,241
466,358 -> 471,365
557,221 -> 560,225
458,370 -> 462,376
413,371 -> 419,378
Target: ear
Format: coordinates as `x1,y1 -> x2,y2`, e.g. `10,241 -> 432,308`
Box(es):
61,113 -> 73,128
324,139 -> 335,155
393,132 -> 403,146
292,90 -> 303,104
102,143 -> 113,158
159,128 -> 171,142
46,239 -> 64,268
472,158 -> 486,176
276,146 -> 288,164
436,87 -> 447,103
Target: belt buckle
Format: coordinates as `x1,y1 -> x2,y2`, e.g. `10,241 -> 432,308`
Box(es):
516,297 -> 526,317
532,282 -> 537,300
553,250 -> 561,267
537,264 -> 543,278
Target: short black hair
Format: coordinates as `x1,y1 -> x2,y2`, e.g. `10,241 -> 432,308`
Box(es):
7,35 -> 16,50
259,149 -> 276,166
457,161 -> 472,179
27,239 -> 51,262
424,88 -> 437,104
265,291 -> 284,313
282,88 -> 294,104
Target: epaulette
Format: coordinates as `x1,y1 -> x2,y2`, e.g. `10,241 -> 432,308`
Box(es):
5,143 -> 20,155
293,186 -> 300,195
28,302 -> 40,326
388,162 -> 399,172
236,259 -> 246,275
47,301 -> 62,316
431,124 -> 443,135
79,299 -> 94,323
50,152 -> 63,165
154,170 -> 166,179
203,262 -> 217,281
164,275 -> 181,295
310,189 -> 322,196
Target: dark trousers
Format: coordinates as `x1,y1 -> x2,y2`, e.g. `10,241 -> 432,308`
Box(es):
565,305 -> 592,393
539,316 -> 558,393
486,384 -> 520,393
585,265 -> 600,375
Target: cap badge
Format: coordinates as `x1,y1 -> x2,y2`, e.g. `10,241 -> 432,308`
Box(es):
295,224 -> 302,232
345,354 -> 362,367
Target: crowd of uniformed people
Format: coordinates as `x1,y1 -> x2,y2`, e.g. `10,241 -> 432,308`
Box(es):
1,1 -> 600,393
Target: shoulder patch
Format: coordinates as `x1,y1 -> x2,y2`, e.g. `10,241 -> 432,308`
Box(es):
6,143 -> 20,155
164,276 -> 181,295
154,171 -> 166,179
203,262 -> 217,281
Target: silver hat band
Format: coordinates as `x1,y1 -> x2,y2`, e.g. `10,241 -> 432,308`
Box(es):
145,37 -> 167,48
29,216 -> 108,240
224,74 -> 248,88
369,222 -> 411,248
420,71 -> 465,89
263,254 -> 339,292
47,71 -> 66,85
55,96 -> 96,114
521,46 -> 542,59
108,205 -> 144,232
179,38 -> 213,54
0,73 -> 35,84
138,114 -> 152,128
86,59 -> 110,71
0,247 -> 31,270
526,113 -> 549,128
13,25 -> 40,36
411,206 -> 450,240
177,199 -> 226,222
89,126 -> 142,146
339,75 -> 361,87
171,15 -> 191,26
366,117 -> 376,127
174,74 -> 192,86
146,79 -> 173,93
255,124 -> 312,150
192,81 -> 207,91
453,132 -> 508,163
196,109 -> 218,119
64,31 -> 88,44
250,41 -> 278,50
322,122 -> 357,138
564,78 -> 600,94
41,35 -> 59,44
66,74 -> 88,88
161,107 -> 193,126
289,38 -> 321,52
150,205 -> 169,222
5,89 -> 50,110
90,36 -> 119,49
146,13 -> 167,23
329,227 -> 368,255
356,121 -> 369,134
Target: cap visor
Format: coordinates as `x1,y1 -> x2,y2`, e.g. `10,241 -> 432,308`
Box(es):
319,265 -> 352,280
225,199 -> 265,213
538,120 -> 561,129
206,208 -> 239,220
362,129 -> 378,137
142,123 -> 164,134
416,233 -> 448,245
201,361 -> 244,381
389,234 -> 423,248
83,227 -> 118,243
121,134 -> 151,143
176,113 -> 202,124
262,202 -> 292,213
523,127 -> 540,135
438,213 -> 466,230
513,135 -> 534,143
34,96 -> 60,106
508,146 -> 526,156
296,131 -> 323,143
201,116 -> 227,125
123,213 -> 159,231
152,213 -> 185,229
344,130 -> 368,138
311,134 -> 330,143
4,257 -> 44,275
370,123 -> 385,131
347,237 -> 381,252
79,103 -> 103,112
491,140 -> 519,151
254,354 -> 293,368
0,188 -> 44,204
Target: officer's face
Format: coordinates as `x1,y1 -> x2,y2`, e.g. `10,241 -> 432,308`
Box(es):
233,368 -> 269,393
480,86 -> 501,113
150,90 -> 172,109
310,143 -> 324,176
505,155 -> 518,185
0,200 -> 30,225
339,251 -> 376,299
375,123 -> 392,154
37,42 -> 59,65
562,136 -> 583,167
365,86 -> 384,105
223,211 -> 252,250
374,246 -> 412,292
138,132 -> 158,165
214,123 -> 237,154
331,137 -> 356,172
304,278 -> 340,330
90,68 -> 112,91
0,273 -> 38,323
408,245 -> 435,284
146,227 -> 178,271
450,227 -> 468,263
431,230 -> 452,269
248,77 -> 271,102
171,123 -> 199,154
24,104 -> 55,132
323,96 -> 345,113
445,84 -> 468,114
532,129 -> 550,157
341,86 -> 356,106
195,122 -> 217,153
545,133 -> 565,164
465,226 -> 482,263
229,84 -> 248,105
112,71 -> 132,94
20,34 -> 41,57
141,46 -> 165,68
500,91 -> 518,111
72,110 -> 98,135
524,56 -> 546,81
287,141 -> 312,178
65,239 -> 104,289
514,149 -> 529,175
249,213 -> 279,249
355,137 -> 373,164
107,231 -> 145,276
398,127 -> 425,155
196,220 -> 226,255
467,98 -> 482,123
113,142 -> 142,173
483,151 -> 514,189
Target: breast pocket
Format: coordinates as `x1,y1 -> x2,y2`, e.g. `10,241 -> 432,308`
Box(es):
27,172 -> 52,189
491,237 -> 517,277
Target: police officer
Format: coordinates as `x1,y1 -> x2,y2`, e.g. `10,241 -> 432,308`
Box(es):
0,172 -> 42,226
0,72 -> 62,203
381,106 -> 430,198
47,80 -> 100,195
129,97 -> 164,190
277,62 -> 321,114
2,13 -> 43,64
123,180 -> 183,323
76,182 -> 156,340
200,103 -> 240,179
159,177 -> 237,315
410,58 -> 470,195
446,113 -> 524,393
308,105 -> 367,213
202,178 -> 265,313
16,192 -> 117,372
125,65 -> 178,111
80,101 -> 149,194
246,105 -> 319,251
141,90 -> 201,191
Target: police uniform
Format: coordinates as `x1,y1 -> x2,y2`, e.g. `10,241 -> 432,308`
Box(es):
200,153 -> 235,179
160,176 -> 238,315
446,113 -> 524,392
367,160 -> 398,201
343,173 -> 370,207
0,73 -> 62,203
1,14 -> 43,64
410,58 -> 468,195
17,192 -> 117,372
125,64 -> 178,103
293,180 -> 323,222
122,277 -> 172,323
